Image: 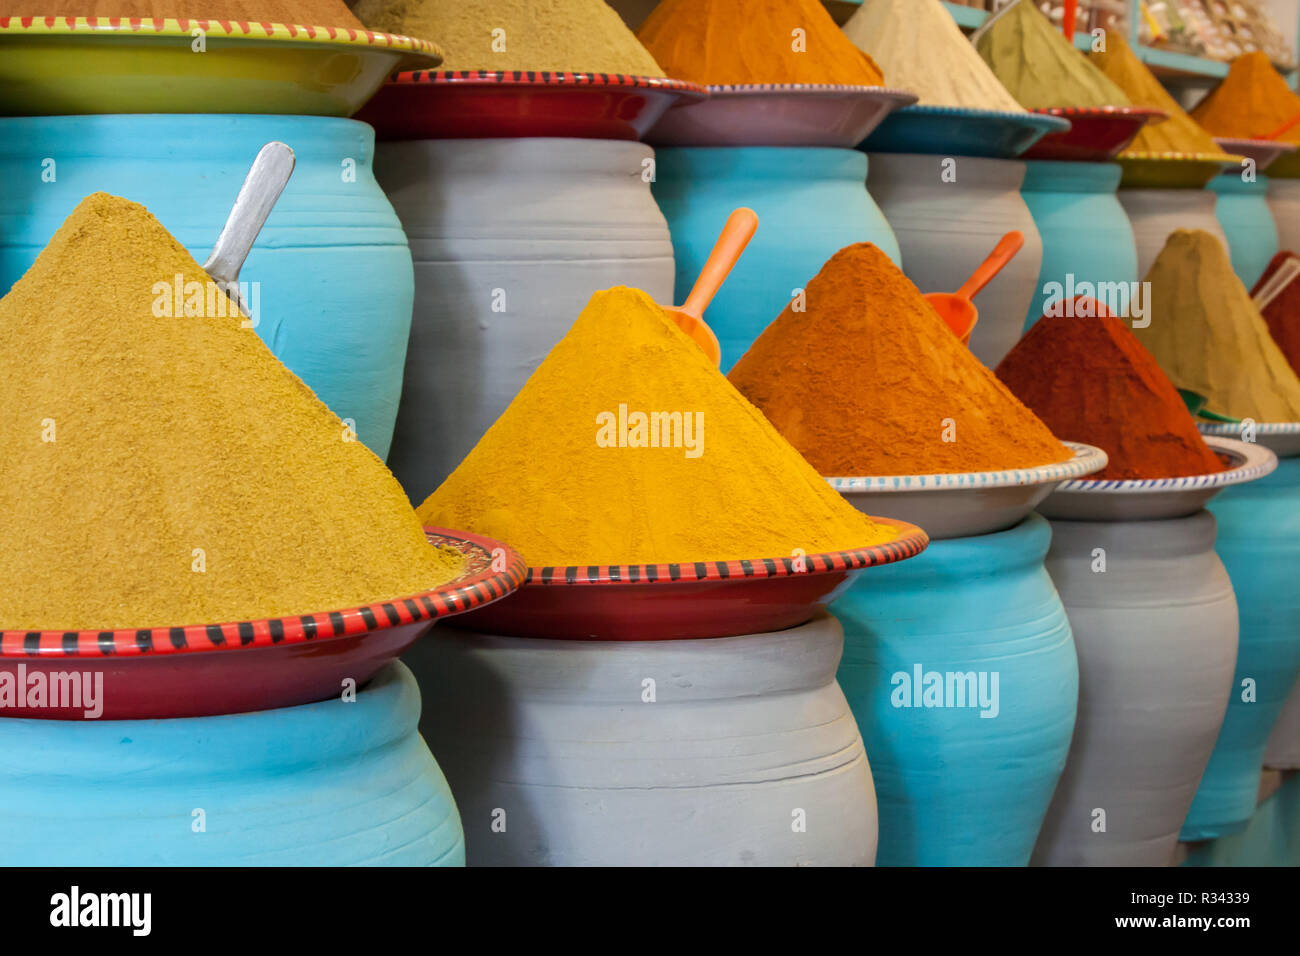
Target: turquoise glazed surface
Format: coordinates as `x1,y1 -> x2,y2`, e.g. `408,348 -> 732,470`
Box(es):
0,663 -> 464,866
652,146 -> 900,370
1184,456 -> 1300,840
1183,773 -> 1300,867
0,115 -> 414,458
1209,172 -> 1279,290
834,515 -> 1078,866
1020,160 -> 1138,329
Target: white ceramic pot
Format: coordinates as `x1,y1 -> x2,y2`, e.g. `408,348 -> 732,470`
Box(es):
1117,187 -> 1227,278
1034,511 -> 1238,866
1267,177 -> 1300,255
1266,687 -> 1300,769
374,138 -> 675,502
866,152 -> 1043,367
404,613 -> 878,866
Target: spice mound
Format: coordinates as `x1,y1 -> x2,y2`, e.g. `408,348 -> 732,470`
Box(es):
1252,252 -> 1300,377
1091,30 -> 1237,158
1134,229 -> 1300,422
417,286 -> 899,567
996,306 -> 1225,480
727,243 -> 1072,477
351,0 -> 664,75
975,0 -> 1131,110
842,0 -> 1023,113
0,192 -> 462,632
636,0 -> 884,86
1191,51 -> 1300,144
4,0 -> 364,27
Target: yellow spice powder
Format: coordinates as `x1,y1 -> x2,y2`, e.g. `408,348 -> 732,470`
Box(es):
418,286 -> 900,567
0,192 -> 462,631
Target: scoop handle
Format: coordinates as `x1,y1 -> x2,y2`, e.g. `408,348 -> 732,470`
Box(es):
1265,109 -> 1300,141
1253,256 -> 1300,312
680,207 -> 759,319
202,141 -> 296,286
956,230 -> 1024,302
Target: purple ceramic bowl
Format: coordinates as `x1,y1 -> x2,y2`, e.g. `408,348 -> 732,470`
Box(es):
645,83 -> 918,147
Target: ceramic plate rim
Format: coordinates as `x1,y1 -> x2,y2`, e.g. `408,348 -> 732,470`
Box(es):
0,15 -> 441,58
519,516 -> 929,587
1050,436 -> 1277,495
1033,105 -> 1166,120
1215,136 -> 1299,154
703,83 -> 917,102
888,103 -> 1071,131
1198,420 -> 1300,435
1121,149 -> 1240,164
825,441 -> 1107,493
0,526 -> 525,659
389,69 -> 708,100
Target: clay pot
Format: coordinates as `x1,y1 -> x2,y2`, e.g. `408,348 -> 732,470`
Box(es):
1118,185 -> 1227,278
374,137 -> 675,501
1266,177 -> 1300,254
652,146 -> 899,370
1209,172 -> 1280,289
405,613 -> 879,866
0,114 -> 414,458
833,515 -> 1078,866
1034,511 -> 1238,866
1020,159 -> 1139,329
1184,455 -> 1300,839
0,664 -> 464,865
867,152 -> 1043,367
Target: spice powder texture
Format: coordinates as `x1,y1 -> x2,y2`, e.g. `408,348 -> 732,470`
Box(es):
0,192 -> 462,631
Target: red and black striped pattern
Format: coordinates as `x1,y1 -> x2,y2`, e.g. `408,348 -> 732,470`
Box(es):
528,522 -> 929,586
392,69 -> 706,93
0,528 -> 525,659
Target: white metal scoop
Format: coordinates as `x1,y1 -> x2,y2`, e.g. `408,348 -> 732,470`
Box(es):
201,141 -> 296,318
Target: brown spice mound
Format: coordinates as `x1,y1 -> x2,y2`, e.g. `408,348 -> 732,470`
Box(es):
728,243 -> 1071,476
996,311 -> 1225,480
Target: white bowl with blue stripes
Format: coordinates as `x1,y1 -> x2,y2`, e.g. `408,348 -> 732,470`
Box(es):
1038,436 -> 1278,522
827,441 -> 1106,540
1197,421 -> 1300,459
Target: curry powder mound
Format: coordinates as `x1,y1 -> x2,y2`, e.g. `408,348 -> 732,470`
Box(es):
0,192 -> 462,631
418,285 -> 899,567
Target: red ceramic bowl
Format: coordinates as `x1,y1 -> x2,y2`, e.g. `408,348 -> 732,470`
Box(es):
1213,137 -> 1297,172
355,69 -> 708,141
0,527 -> 525,720
1023,105 -> 1165,161
453,517 -> 929,641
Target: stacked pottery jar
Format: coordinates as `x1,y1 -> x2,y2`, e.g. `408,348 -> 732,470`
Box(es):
636,0 -> 916,369
0,114 -> 418,459
831,483 -> 1094,866
1181,425 -> 1300,843
1030,443 -> 1276,865
0,15 -> 506,867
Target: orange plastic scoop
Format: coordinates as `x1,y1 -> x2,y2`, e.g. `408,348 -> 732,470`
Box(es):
664,207 -> 758,366
923,230 -> 1025,346
1266,109 -> 1300,141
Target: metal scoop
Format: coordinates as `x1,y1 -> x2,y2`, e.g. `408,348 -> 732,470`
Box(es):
201,141 -> 296,318
924,231 -> 1025,346
663,207 -> 758,366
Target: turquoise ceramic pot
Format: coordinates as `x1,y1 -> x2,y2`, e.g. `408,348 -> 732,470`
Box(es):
652,146 -> 900,370
1209,172 -> 1279,289
1183,773 -> 1300,867
833,515 -> 1078,866
0,115 -> 413,458
1183,456 -> 1300,840
1020,160 -> 1139,329
0,663 -> 464,866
